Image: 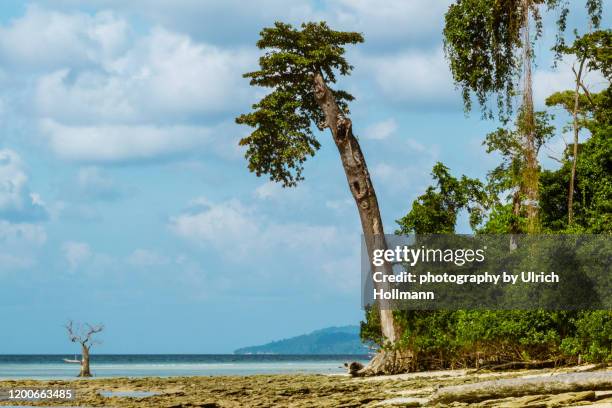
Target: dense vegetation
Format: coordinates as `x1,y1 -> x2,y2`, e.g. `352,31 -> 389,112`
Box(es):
236,3 -> 609,373
361,28 -> 611,370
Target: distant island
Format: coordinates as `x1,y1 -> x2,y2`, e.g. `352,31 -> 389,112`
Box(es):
234,326 -> 370,355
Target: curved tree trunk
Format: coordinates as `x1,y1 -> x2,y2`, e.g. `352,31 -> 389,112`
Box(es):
312,73 -> 410,375
79,344 -> 92,377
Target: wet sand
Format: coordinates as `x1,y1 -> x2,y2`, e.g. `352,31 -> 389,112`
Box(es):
1,367 -> 610,407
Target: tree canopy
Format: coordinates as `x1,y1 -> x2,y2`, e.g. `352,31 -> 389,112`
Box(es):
443,0 -> 603,119
395,163 -> 486,234
236,22 -> 363,187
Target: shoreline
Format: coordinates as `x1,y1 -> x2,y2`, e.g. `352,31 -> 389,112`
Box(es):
1,365 -> 609,407
0,354 -> 370,380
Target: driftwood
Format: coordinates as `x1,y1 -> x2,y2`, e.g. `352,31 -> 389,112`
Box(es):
345,361 -> 365,376
430,371 -> 612,404
470,359 -> 559,373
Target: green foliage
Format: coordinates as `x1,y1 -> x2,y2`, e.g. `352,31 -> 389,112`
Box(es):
236,22 -> 363,186
484,110 -> 555,200
546,90 -> 592,119
362,308 -> 611,368
395,163 -> 487,234
477,203 -> 517,233
551,0 -> 603,61
443,0 -> 523,118
361,29 -> 611,369
362,308 -> 612,369
540,88 -> 611,233
560,311 -> 612,362
556,28 -> 611,76
360,306 -> 384,346
443,0 -> 603,119
539,167 -> 571,231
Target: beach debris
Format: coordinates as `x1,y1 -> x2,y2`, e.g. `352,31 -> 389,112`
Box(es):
430,370 -> 612,404
345,361 -> 364,375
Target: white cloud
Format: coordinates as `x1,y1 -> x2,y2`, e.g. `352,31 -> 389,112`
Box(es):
40,0 -> 449,48
32,25 -> 253,162
329,0 -> 451,47
62,241 -> 92,269
0,150 -> 27,212
362,48 -> 460,108
0,149 -> 47,221
0,5 -> 129,70
533,65 -> 574,108
0,150 -> 47,273
35,28 -> 253,124
363,118 -> 397,140
254,181 -> 283,200
169,198 -> 259,258
533,59 -> 607,110
168,196 -> 361,293
40,0 -> 316,44
41,120 -> 213,162
169,197 -> 346,261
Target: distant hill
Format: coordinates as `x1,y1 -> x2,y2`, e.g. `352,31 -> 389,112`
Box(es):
234,325 -> 370,355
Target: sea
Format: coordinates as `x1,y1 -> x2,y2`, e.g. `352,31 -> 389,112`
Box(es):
0,354 -> 370,379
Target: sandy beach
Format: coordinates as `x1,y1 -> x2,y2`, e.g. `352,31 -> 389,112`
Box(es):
1,366 -> 611,407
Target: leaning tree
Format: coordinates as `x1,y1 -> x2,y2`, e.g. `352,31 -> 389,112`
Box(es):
236,22 -> 407,375
65,320 -> 104,377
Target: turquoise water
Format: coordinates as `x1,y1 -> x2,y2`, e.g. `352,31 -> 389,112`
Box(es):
0,355 -> 369,379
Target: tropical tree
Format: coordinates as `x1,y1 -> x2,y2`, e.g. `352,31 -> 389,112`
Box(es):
395,162 -> 487,234
480,110 -> 555,238
546,30 -> 611,225
443,0 -> 603,234
236,22 -> 405,375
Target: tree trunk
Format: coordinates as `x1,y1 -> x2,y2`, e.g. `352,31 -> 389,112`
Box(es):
312,73 -> 409,375
521,0 -> 539,233
569,57 -> 586,225
79,344 -> 92,377
510,190 -> 521,250
430,371 -> 612,404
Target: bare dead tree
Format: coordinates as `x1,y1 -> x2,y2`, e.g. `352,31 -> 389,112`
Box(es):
65,320 -> 104,377
568,57 -> 587,225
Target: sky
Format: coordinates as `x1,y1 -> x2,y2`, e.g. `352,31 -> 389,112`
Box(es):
0,0 -> 606,354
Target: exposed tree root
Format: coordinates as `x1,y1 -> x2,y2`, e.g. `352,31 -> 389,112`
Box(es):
349,349 -> 414,377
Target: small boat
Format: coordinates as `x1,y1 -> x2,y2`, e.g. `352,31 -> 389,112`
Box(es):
63,355 -> 81,364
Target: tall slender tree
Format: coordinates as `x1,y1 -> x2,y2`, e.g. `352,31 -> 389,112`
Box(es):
520,0 -> 539,232
546,30 -> 611,225
443,0 -> 603,234
236,22 -> 407,375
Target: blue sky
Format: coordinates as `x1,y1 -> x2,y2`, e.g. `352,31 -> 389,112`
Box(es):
0,1 -> 605,353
